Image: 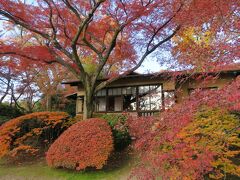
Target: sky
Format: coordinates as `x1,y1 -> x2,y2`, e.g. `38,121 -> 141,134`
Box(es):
138,57 -> 166,73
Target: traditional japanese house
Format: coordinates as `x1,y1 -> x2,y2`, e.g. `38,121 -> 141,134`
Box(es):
63,68 -> 240,118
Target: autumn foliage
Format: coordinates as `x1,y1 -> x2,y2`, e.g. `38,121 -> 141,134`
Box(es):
127,116 -> 156,151
46,118 -> 114,170
130,77 -> 240,179
1,0 -> 238,118
0,112 -> 69,163
178,108 -> 240,179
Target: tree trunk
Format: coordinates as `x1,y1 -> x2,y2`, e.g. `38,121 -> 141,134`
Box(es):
84,95 -> 94,119
0,80 -> 10,103
83,80 -> 95,120
46,94 -> 52,111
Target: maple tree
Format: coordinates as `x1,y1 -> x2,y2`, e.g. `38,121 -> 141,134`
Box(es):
0,57 -> 38,112
177,108 -> 240,179
129,77 -> 240,179
0,56 -> 75,112
32,64 -> 75,111
0,0 -> 238,118
0,62 -> 13,103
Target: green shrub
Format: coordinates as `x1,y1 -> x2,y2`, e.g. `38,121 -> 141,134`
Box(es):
0,115 -> 10,126
101,114 -> 131,151
64,100 -> 76,117
0,103 -> 23,123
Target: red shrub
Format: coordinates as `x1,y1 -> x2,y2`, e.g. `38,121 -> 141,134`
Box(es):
46,118 -> 114,170
127,116 -> 156,151
130,77 -> 240,179
0,112 -> 69,163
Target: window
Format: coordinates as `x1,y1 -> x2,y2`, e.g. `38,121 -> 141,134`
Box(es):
122,87 -> 137,111
95,89 -> 106,112
114,96 -> 122,111
164,91 -> 175,109
107,96 -> 122,111
139,85 -> 163,111
122,87 -> 136,95
95,97 -> 106,112
96,89 -> 106,96
108,96 -> 115,111
94,84 -> 164,113
123,94 -> 137,111
107,88 -> 123,111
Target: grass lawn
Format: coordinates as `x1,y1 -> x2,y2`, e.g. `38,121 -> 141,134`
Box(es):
0,151 -> 134,180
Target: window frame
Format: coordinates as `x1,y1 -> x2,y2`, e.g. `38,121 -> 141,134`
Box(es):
94,83 -> 165,113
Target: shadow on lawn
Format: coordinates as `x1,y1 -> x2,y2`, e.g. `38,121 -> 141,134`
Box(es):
63,147 -> 135,173
103,147 -> 133,171
0,148 -> 135,180
0,146 -> 135,171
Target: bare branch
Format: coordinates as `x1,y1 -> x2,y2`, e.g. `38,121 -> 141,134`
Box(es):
69,0 -> 106,83
0,10 -> 50,39
82,24 -> 102,56
71,0 -> 105,46
95,25 -> 181,91
61,0 -> 82,20
147,3 -> 183,51
92,26 -> 123,83
0,51 -> 56,64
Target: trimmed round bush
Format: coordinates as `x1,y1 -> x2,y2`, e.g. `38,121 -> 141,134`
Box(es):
0,112 -> 69,163
46,118 -> 114,170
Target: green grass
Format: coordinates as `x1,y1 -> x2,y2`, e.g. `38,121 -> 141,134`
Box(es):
0,151 -> 134,180
0,160 -> 132,180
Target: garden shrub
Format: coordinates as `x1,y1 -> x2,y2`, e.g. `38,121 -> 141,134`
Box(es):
177,108 -> 240,179
101,114 -> 131,151
0,103 -> 23,125
46,118 -> 114,170
130,78 -> 240,179
0,115 -> 10,126
127,116 -> 157,151
0,112 -> 69,163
